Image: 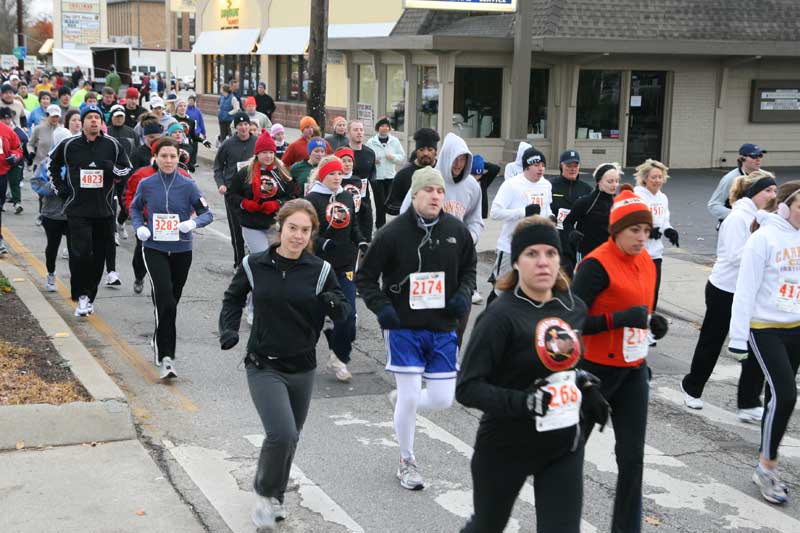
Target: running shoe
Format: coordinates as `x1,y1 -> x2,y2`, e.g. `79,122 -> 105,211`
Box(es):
13,203 -> 22,214
327,353 -> 352,382
133,279 -> 144,294
45,273 -> 56,292
61,247 -> 69,259
117,223 -> 128,240
753,465 -> 789,504
74,295 -> 91,317
647,332 -> 657,347
105,271 -> 122,287
0,239 -> 7,255
160,357 -> 177,379
397,458 -> 424,490
114,232 -> 120,246
680,381 -> 703,410
272,498 -> 286,522
251,495 -> 276,530
738,406 -> 764,424
471,290 -> 483,305
86,301 -> 94,315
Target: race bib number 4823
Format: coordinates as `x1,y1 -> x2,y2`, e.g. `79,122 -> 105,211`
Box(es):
409,271 -> 445,310
80,169 -> 103,189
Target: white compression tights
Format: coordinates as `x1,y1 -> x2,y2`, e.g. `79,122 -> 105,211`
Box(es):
393,373 -> 455,461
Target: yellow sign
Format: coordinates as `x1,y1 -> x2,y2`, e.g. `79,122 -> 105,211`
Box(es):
220,0 -> 239,29
403,0 -> 516,12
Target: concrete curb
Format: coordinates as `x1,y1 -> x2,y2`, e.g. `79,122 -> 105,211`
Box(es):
0,260 -> 135,450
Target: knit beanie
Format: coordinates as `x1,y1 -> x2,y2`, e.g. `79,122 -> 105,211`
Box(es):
125,87 -> 139,99
413,128 -> 440,151
271,123 -> 285,136
608,184 -> 653,235
511,223 -> 562,265
522,147 -> 546,169
375,117 -> 391,130
80,104 -> 104,122
244,96 -> 257,107
254,130 -> 277,155
332,116 -> 347,127
471,154 -> 485,175
335,147 -> 355,161
299,116 -> 318,131
167,123 -> 184,136
307,137 -> 326,155
143,122 -> 163,135
410,166 -> 446,196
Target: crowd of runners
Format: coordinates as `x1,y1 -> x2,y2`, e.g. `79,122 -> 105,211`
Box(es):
1,67 -> 798,532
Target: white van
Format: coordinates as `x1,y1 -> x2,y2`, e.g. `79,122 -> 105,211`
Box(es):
131,65 -> 156,86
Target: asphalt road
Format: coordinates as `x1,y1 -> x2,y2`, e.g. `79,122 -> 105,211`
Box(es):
4,162 -> 800,532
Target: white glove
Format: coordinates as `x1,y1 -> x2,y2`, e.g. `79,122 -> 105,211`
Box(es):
136,226 -> 151,241
178,219 -> 197,233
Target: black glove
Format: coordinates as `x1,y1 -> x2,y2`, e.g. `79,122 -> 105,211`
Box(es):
219,331 -> 239,350
580,384 -> 610,432
649,314 -> 669,340
202,139 -> 212,149
358,242 -> 369,254
576,369 -> 601,389
525,379 -> 553,418
611,305 -> 649,329
649,227 -> 662,240
377,305 -> 402,330
524,203 -> 541,217
568,229 -> 584,248
664,228 -> 679,247
445,293 -> 470,319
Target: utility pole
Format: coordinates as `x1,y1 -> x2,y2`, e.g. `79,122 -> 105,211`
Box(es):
306,0 -> 328,130
165,1 -> 172,92
16,0 -> 24,70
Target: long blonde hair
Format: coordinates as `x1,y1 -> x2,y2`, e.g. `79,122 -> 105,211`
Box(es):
245,155 -> 292,186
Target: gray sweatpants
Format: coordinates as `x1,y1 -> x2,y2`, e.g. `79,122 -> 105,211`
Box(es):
247,364 -> 315,501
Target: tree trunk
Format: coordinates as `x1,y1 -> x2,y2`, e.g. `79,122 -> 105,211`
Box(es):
306,0 -> 328,133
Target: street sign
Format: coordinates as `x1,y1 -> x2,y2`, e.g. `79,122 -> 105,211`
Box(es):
12,46 -> 26,60
403,0 -> 516,12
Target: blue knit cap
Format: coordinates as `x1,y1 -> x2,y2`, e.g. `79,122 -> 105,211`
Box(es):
307,137 -> 326,155
471,154 -> 485,175
80,104 -> 104,122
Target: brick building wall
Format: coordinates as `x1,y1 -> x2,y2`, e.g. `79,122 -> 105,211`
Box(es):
107,0 -> 191,51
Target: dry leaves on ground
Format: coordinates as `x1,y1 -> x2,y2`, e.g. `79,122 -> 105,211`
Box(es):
0,341 -> 90,405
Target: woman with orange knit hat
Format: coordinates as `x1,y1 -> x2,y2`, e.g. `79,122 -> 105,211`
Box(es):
572,184 -> 668,533
281,115 -> 333,167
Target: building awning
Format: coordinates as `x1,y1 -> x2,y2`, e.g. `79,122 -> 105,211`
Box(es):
192,29 -> 261,55
257,23 -> 395,55
38,38 -> 54,55
52,48 -> 94,69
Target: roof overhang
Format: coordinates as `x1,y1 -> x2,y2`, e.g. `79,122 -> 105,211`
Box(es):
329,35 -> 513,52
192,29 -> 261,55
534,37 -> 800,57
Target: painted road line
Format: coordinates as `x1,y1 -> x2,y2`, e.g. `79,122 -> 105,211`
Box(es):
2,227 -> 199,412
656,387 -> 800,458
585,424 -> 800,531
243,434 -> 365,532
328,412 -> 598,533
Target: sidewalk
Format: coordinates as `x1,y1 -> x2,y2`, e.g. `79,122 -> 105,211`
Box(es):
0,256 -> 204,532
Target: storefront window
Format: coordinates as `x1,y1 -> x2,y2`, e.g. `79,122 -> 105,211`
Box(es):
385,64 -> 405,132
203,54 -> 259,96
276,55 -> 307,102
453,67 -> 502,138
529,69 -> 549,138
575,70 -> 622,140
416,65 -> 438,130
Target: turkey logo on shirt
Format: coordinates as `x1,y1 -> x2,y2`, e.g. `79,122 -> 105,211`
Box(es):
326,201 -> 351,229
343,184 -> 361,212
534,318 -> 581,372
259,175 -> 278,198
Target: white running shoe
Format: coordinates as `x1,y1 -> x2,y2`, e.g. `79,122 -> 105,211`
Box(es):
61,247 -> 69,259
753,465 -> 789,504
397,458 -> 424,490
114,232 -> 120,246
118,223 -> 128,240
680,381 -> 703,410
471,290 -> 483,305
272,498 -> 286,522
327,353 -> 352,382
251,495 -> 277,530
74,295 -> 91,317
160,357 -> 177,379
45,273 -> 56,292
105,271 -> 122,287
13,203 -> 23,214
738,406 -> 764,424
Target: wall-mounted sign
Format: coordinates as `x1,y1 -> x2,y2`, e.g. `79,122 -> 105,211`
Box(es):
220,0 -> 240,29
404,0 -> 516,12
62,0 -> 101,47
751,80 -> 800,123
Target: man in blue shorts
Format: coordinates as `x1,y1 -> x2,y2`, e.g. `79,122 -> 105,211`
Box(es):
356,166 -> 476,490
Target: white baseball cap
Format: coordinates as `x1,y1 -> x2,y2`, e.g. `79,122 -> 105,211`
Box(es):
150,96 -> 164,109
46,104 -> 62,117
110,104 -> 125,117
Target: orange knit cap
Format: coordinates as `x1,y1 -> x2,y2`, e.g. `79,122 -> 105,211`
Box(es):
608,184 -> 653,235
299,116 -> 318,131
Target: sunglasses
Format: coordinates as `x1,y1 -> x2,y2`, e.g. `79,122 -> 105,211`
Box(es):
747,154 -> 764,159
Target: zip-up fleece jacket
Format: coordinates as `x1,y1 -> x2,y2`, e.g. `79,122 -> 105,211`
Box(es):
457,288 -> 587,449
219,244 -> 350,372
213,134 -> 256,188
228,164 -> 299,230
107,123 -> 139,159
729,213 -> 800,351
49,132 -> 132,218
355,207 -> 477,332
562,188 -> 614,258
306,182 -> 365,272
548,174 -> 593,229
124,166 -> 192,217
709,197 -> 760,293
129,170 -> 212,254
366,133 -> 406,181
30,163 -> 67,221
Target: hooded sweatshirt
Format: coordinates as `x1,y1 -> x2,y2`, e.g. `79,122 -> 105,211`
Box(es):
366,133 -> 406,181
504,141 -> 532,178
400,133 -> 483,244
305,181 -> 365,272
709,197 -> 760,293
729,213 -> 800,351
635,185 -> 673,260
491,171 -> 553,254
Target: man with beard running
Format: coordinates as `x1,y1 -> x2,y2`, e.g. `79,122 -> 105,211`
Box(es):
385,128 -> 439,216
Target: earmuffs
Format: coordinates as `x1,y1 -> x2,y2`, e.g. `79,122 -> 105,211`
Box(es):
778,189 -> 800,219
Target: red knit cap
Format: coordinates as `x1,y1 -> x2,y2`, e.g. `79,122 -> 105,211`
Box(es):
335,147 -> 354,161
254,130 -> 277,155
608,184 -> 653,235
245,96 -> 257,107
125,87 -> 139,99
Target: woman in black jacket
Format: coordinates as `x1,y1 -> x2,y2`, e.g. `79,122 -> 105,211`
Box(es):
562,162 -> 620,265
218,199 -> 349,531
457,216 -> 607,533
305,155 -> 368,382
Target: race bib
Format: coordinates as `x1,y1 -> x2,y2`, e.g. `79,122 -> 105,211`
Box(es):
80,169 -> 103,189
536,370 -> 582,432
153,213 -> 180,241
650,204 -> 666,217
776,277 -> 800,313
527,190 -> 545,207
623,327 -> 648,362
304,182 -> 313,197
556,208 -> 570,230
360,179 -> 369,198
409,271 -> 445,310
236,160 -> 251,172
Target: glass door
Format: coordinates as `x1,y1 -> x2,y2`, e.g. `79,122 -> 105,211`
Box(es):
626,71 -> 666,166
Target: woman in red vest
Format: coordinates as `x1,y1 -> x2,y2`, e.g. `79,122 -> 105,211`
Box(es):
572,184 -> 668,533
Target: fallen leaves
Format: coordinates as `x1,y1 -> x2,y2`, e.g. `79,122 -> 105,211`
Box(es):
0,341 -> 90,405
136,509 -> 146,516
15,441 -> 24,450
644,516 -> 661,526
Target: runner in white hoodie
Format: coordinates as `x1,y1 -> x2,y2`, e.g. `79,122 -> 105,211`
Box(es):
504,141 -> 531,178
728,180 -> 800,505
400,132 -> 482,345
